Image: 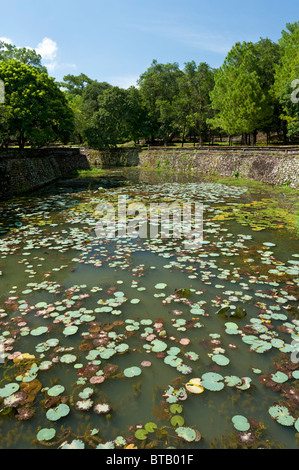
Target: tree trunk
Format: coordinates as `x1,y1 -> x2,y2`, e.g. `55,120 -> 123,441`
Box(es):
18,133 -> 25,149
252,130 -> 257,146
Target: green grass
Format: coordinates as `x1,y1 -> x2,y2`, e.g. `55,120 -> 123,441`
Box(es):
73,168 -> 106,177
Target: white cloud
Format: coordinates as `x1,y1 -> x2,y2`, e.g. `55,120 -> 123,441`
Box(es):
1,36 -> 76,76
0,37 -> 13,45
36,37 -> 58,69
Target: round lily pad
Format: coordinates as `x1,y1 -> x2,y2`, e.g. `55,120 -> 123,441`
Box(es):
212,354 -> 230,366
47,385 -> 65,396
30,326 -> 48,336
144,422 -> 157,433
170,404 -> 183,414
36,428 -> 56,442
175,426 -> 197,442
123,366 -> 142,378
154,283 -> 167,289
271,371 -> 289,383
46,403 -> 70,421
268,404 -> 295,426
171,415 -> 185,427
135,428 -> 148,440
63,325 -> 78,336
201,372 -> 224,391
151,339 -> 167,352
232,415 -> 250,431
0,383 -> 20,398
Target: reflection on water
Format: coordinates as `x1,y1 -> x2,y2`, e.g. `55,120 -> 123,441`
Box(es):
0,168 -> 298,449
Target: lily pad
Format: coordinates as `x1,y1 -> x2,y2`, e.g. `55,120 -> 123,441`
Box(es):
135,428 -> 148,440
232,415 -> 250,431
0,383 -> 20,398
123,366 -> 142,378
36,428 -> 56,442
268,404 -> 295,426
47,385 -> 65,397
175,426 -> 197,442
46,403 -> 70,422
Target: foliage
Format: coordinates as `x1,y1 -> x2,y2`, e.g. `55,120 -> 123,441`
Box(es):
272,22 -> 299,138
208,40 -> 281,143
0,40 -> 47,73
0,23 -> 298,149
0,60 -> 74,148
137,60 -> 183,145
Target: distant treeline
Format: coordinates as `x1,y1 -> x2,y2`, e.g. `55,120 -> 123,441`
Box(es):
0,21 -> 298,149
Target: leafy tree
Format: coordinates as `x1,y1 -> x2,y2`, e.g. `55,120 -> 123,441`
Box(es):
0,60 -> 74,148
209,40 -> 281,144
179,61 -> 215,146
138,60 -> 183,145
81,80 -> 112,119
272,22 -> 299,139
124,86 -> 149,145
59,74 -> 95,144
84,86 -> 130,149
60,73 -> 93,97
0,40 -> 47,73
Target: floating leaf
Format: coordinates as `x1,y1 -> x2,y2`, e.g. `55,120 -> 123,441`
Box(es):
144,422 -> 157,433
46,404 -> 70,422
268,404 -> 295,426
135,428 -> 148,440
175,426 -> 197,442
212,354 -> 230,366
47,385 -> 65,397
123,366 -> 142,378
61,439 -> 85,449
232,415 -> 250,431
171,415 -> 184,427
0,383 -> 20,398
169,404 -> 183,414
36,428 -> 56,442
185,378 -> 204,394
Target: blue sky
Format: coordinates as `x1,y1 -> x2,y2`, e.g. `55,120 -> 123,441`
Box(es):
0,0 -> 298,87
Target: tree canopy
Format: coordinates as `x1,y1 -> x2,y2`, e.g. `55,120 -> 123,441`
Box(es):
0,22 -> 298,150
0,60 -> 74,148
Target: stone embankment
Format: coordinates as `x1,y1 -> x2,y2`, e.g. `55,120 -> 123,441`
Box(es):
139,147 -> 299,189
0,146 -> 298,199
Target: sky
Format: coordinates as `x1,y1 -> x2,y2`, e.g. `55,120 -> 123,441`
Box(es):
0,0 -> 298,88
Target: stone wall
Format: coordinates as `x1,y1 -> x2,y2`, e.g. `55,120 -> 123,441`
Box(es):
0,147 -> 90,199
84,148 -> 139,167
138,148 -> 299,189
0,146 -> 298,200
0,147 -> 139,199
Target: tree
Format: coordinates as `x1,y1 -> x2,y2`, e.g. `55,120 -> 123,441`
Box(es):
272,22 -> 299,140
81,80 -> 112,119
60,73 -> 93,97
209,40 -> 280,144
0,40 -> 47,73
84,86 -> 130,149
138,60 -> 183,145
179,61 -> 215,146
0,60 -> 74,148
124,86 -> 149,145
59,74 -> 95,144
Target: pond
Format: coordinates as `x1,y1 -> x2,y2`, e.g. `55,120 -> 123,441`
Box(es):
0,168 -> 298,449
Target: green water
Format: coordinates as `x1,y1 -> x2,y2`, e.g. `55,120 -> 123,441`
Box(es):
0,168 -> 298,449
